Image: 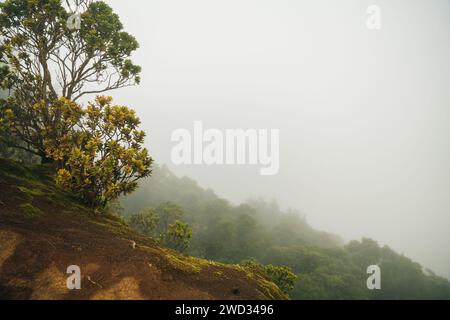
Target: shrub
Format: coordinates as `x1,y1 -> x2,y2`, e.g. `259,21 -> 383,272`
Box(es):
47,96 -> 153,208
241,259 -> 297,295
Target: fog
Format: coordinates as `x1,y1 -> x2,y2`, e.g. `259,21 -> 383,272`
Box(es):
103,0 -> 450,279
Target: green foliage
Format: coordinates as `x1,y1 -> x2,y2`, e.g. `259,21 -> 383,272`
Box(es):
121,164 -> 450,300
167,220 -> 192,253
0,1 -> 150,210
0,0 -> 141,159
154,202 -> 184,233
264,264 -> 298,295
46,96 -> 153,208
164,253 -> 201,274
345,239 -> 450,300
241,259 -> 297,295
127,202 -> 193,253
128,208 -> 159,236
2,97 -> 84,162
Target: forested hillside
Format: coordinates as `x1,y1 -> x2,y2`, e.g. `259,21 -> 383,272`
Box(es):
122,164 -> 450,300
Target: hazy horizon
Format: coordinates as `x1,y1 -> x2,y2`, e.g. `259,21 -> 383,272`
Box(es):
102,0 -> 450,279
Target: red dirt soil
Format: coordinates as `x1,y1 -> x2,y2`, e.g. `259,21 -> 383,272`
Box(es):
0,159 -> 284,300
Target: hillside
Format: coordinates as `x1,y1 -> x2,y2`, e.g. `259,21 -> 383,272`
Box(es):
122,164 -> 450,300
0,159 -> 285,300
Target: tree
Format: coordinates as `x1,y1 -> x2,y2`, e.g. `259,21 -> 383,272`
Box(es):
127,205 -> 193,253
48,95 -> 152,208
2,96 -> 84,161
155,202 -> 184,233
166,220 -> 192,252
0,0 -> 141,161
128,208 -> 160,236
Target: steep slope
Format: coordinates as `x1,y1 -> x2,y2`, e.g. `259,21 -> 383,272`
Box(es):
0,159 -> 285,300
121,164 -> 450,300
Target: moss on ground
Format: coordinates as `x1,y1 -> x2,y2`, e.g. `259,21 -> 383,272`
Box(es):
17,186 -> 54,204
89,215 -> 135,238
256,276 -> 288,300
229,264 -> 288,300
0,159 -> 90,216
20,203 -> 42,218
165,253 -> 202,274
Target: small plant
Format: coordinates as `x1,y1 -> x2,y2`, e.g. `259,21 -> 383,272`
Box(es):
264,264 -> 297,295
241,259 -> 297,295
128,204 -> 193,252
20,203 -> 42,218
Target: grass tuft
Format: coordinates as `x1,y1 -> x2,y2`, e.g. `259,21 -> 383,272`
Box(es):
20,203 -> 42,218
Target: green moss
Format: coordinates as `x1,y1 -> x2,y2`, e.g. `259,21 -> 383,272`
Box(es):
214,271 -> 223,277
17,185 -> 53,199
259,278 -> 287,299
90,215 -> 134,237
20,203 -> 42,218
49,192 -> 83,208
229,263 -> 287,300
255,276 -> 288,300
165,254 -> 202,274
138,245 -> 161,255
228,264 -> 255,279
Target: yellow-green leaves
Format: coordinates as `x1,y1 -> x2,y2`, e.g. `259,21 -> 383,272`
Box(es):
0,0 -> 141,158
47,96 -> 153,208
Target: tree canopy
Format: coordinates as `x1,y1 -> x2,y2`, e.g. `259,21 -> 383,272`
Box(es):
0,0 -> 141,160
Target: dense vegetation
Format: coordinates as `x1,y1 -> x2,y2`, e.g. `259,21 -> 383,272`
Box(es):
121,164 -> 450,300
0,0 -> 152,208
